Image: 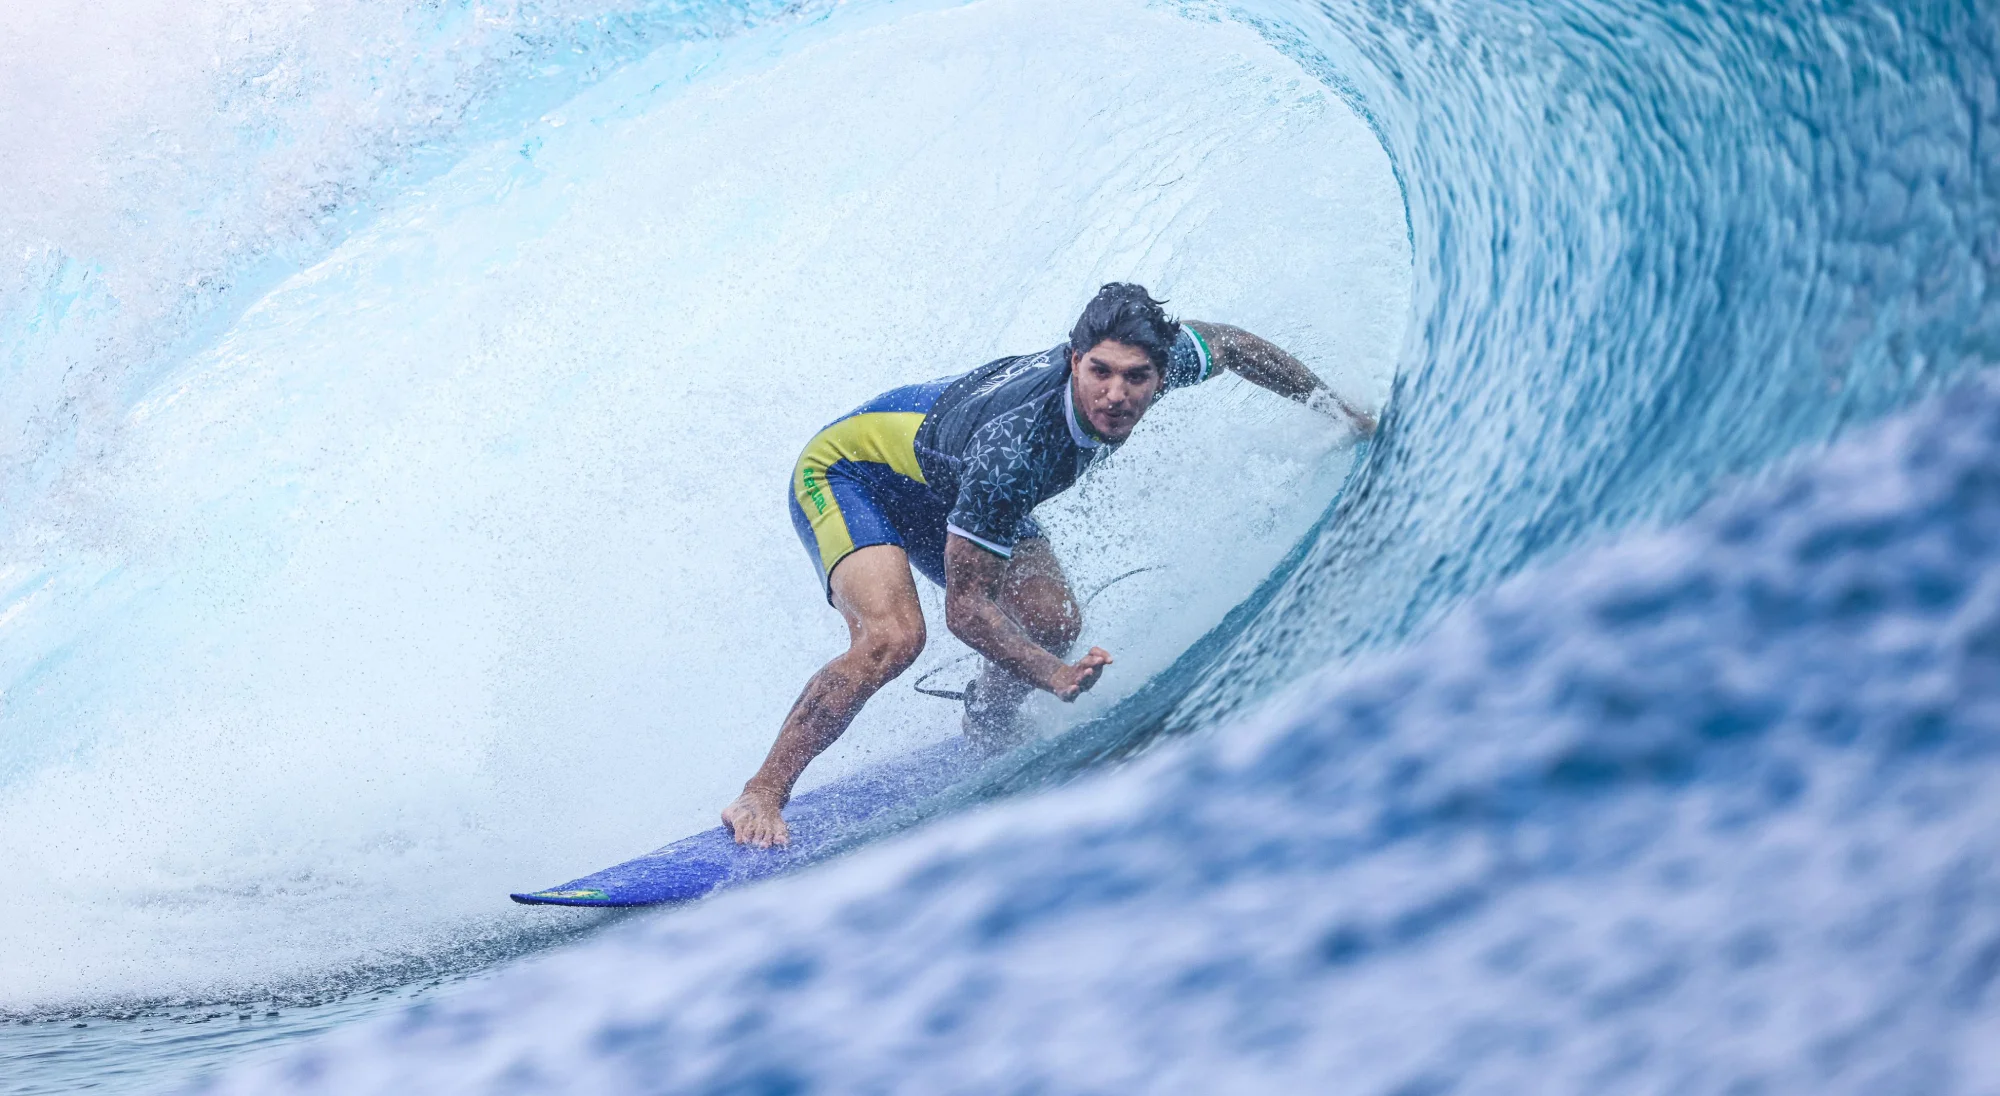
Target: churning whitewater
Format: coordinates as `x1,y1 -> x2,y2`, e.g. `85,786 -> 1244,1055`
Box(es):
2,0 -> 1995,1090
2,0 -> 1403,1017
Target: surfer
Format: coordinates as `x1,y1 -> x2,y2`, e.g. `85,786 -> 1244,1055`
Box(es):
723,284 -> 1374,846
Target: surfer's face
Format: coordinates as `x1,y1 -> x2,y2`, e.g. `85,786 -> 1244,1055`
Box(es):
1071,340 -> 1162,443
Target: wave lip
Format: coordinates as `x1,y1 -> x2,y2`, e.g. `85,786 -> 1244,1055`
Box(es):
203,368 -> 2000,1091
1186,0 -> 2000,727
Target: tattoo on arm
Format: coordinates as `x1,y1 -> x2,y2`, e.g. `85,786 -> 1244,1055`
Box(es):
1185,320 -> 1377,437
943,536 -> 1067,691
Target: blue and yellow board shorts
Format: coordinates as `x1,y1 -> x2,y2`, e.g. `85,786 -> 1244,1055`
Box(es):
788,381 -> 1040,601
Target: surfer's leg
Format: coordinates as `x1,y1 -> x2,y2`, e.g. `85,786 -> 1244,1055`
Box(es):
725,544 -> 926,847
964,537 -> 1080,749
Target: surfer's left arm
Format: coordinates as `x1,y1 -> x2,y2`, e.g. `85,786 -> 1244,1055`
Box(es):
1183,320 -> 1376,438
943,535 -> 1110,702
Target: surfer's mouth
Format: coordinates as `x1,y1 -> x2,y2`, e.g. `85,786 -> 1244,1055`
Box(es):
1091,415 -> 1137,441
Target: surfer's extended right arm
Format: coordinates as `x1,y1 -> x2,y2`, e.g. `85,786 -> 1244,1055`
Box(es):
943,535 -> 1109,700
1184,320 -> 1376,438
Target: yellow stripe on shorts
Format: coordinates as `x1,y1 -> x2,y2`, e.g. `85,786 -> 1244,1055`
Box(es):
792,411 -> 928,576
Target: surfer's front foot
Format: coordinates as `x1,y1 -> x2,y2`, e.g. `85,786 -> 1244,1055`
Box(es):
722,788 -> 790,848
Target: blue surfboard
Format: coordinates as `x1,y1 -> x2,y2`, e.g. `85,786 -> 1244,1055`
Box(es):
511,735 -> 984,907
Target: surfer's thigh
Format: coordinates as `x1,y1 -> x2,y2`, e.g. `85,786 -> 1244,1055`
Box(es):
998,538 -> 1080,653
829,543 -> 928,675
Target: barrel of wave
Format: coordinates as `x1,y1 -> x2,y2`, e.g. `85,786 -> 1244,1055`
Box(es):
0,0 -> 1407,1012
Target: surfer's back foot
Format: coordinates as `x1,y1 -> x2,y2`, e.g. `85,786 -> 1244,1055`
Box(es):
963,669 -> 1032,753
723,788 -> 790,848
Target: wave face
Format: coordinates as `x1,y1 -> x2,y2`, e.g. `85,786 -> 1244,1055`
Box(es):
2,0 -> 1996,1087
213,366 -> 2000,1096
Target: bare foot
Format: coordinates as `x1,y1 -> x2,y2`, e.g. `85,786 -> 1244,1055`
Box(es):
722,787 -> 790,848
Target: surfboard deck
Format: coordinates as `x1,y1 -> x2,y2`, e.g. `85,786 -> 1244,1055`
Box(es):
511,735 -> 983,907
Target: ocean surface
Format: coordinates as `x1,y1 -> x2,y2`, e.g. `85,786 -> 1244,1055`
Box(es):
1,0 -> 1994,1091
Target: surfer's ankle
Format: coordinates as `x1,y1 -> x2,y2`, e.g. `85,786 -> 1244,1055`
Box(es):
962,674 -> 1030,752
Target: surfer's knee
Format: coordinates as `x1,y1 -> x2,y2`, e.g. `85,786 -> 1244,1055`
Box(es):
1015,593 -> 1079,656
851,618 -> 925,684
1039,600 -> 1082,655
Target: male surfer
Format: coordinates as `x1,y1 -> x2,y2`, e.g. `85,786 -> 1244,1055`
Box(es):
723,283 -> 1374,847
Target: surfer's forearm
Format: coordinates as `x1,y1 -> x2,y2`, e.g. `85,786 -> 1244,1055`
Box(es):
1187,321 -> 1321,399
942,537 -> 1068,691
1186,320 -> 1376,437
945,587 -> 1067,690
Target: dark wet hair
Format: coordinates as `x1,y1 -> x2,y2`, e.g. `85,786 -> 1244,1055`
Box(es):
1069,283 -> 1178,369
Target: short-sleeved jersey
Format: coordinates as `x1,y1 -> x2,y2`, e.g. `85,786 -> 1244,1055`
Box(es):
912,324 -> 1217,556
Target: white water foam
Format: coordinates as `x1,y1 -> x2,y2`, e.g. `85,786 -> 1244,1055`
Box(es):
0,0 -> 778,525
0,0 -> 1407,1010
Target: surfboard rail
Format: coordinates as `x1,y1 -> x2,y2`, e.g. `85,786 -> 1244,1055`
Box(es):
511,736 -> 981,907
